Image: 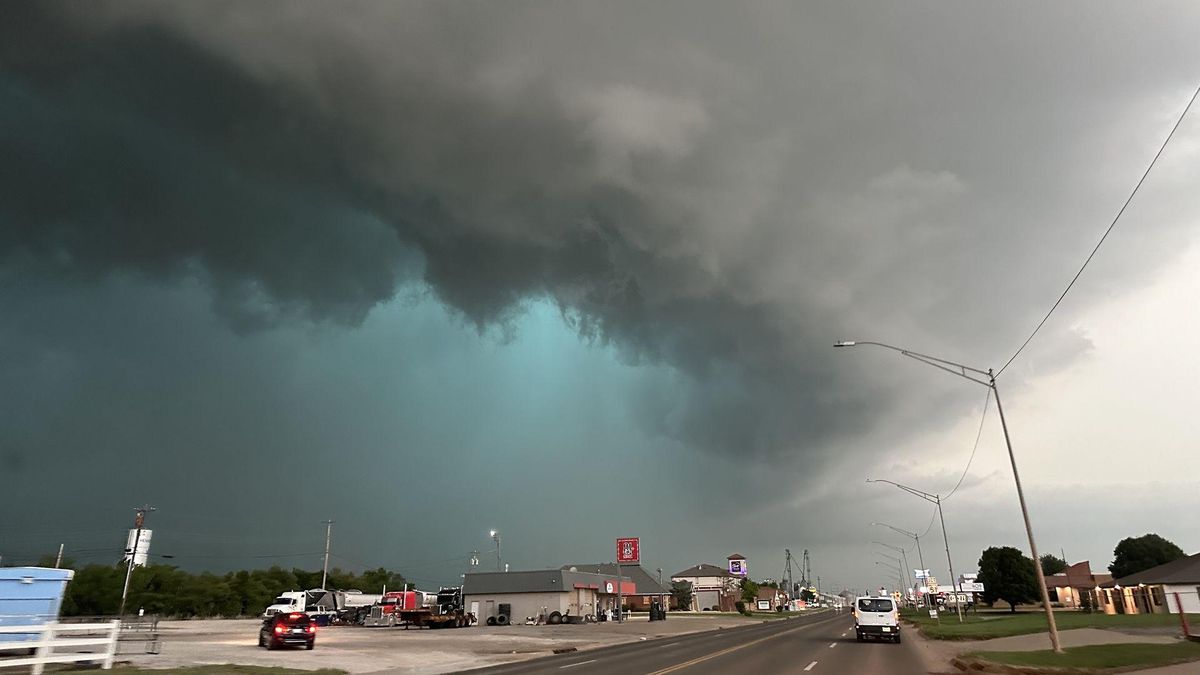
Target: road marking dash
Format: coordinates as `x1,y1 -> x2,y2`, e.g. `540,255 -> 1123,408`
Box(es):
828,642 -> 836,648
658,642 -> 679,648
559,659 -> 597,669
805,662 -> 818,672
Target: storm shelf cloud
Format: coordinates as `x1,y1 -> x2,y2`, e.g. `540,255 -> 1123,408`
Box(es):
2,1 -> 1199,583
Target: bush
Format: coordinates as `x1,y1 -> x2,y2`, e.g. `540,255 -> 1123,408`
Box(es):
735,601 -> 747,615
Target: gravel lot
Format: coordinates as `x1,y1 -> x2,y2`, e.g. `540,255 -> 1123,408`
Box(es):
120,614 -> 767,674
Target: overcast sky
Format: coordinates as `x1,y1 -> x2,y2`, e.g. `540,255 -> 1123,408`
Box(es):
2,1 -> 1199,593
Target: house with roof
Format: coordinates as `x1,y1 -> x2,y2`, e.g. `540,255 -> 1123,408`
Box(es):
1096,552 -> 1200,615
671,563 -> 739,611
1042,561 -> 1112,609
559,563 -> 669,611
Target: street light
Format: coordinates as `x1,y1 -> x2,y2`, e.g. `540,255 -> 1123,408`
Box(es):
489,530 -> 502,572
838,340 -> 1062,653
873,561 -> 902,594
867,478 -> 963,622
873,542 -> 912,598
871,522 -> 927,595
874,551 -> 905,596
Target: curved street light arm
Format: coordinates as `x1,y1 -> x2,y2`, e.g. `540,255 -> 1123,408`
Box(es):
867,478 -> 939,504
871,522 -> 919,539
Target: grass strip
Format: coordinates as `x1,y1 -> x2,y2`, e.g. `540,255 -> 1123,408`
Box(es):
901,609 -> 1200,640
967,641 -> 1200,669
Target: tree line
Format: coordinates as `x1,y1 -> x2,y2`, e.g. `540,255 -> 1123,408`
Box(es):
40,556 -> 408,618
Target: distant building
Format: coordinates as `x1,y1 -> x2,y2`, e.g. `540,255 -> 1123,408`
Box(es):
671,563 -> 738,611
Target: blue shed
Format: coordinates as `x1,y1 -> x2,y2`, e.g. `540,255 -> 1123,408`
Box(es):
0,567 -> 75,643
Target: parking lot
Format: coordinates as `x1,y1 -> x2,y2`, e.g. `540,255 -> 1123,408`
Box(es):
121,614 -> 763,673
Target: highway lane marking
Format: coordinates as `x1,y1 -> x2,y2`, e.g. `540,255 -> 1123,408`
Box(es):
828,642 -> 836,648
658,642 -> 680,648
804,662 -> 818,672
644,613 -> 841,675
559,659 -> 597,669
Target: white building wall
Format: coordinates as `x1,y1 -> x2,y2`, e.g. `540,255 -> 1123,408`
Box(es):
464,590 -> 607,621
1162,584 -> 1200,614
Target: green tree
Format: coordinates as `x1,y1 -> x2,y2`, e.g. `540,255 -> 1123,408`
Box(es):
977,546 -> 1039,613
739,577 -> 760,604
1109,534 -> 1185,580
1040,554 -> 1068,575
670,580 -> 693,610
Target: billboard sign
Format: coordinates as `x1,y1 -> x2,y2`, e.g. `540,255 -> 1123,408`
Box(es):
960,582 -> 985,593
125,529 -> 153,567
616,537 -> 640,564
728,558 -> 747,576
914,569 -> 931,579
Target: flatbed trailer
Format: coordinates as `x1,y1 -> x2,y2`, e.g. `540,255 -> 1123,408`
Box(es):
396,606 -> 473,628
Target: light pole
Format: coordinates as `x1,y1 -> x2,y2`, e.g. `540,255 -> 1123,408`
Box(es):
489,530 -> 501,572
873,542 -> 912,600
867,478 -> 963,622
321,520 -> 334,590
838,340 -> 1061,653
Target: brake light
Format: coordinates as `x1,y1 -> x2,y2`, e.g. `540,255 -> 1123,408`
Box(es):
288,613 -> 304,619
274,625 -> 286,634
306,625 -> 316,633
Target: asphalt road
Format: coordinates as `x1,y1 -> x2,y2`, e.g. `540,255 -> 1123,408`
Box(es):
461,610 -> 933,675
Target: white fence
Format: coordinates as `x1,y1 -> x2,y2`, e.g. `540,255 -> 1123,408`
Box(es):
0,620 -> 120,674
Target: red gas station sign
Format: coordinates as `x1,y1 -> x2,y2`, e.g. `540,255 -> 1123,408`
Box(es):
616,537 -> 640,563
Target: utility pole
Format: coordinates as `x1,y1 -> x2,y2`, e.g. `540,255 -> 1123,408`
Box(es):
119,504 -> 155,617
55,544 -> 64,569
490,530 -> 501,572
321,520 -> 334,590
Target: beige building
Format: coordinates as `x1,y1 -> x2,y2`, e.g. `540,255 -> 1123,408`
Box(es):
671,563 -> 739,611
1042,561 -> 1111,608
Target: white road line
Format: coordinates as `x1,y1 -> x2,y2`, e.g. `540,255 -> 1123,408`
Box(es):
658,642 -> 679,648
559,659 -> 597,669
828,642 -> 836,648
805,662 -> 818,672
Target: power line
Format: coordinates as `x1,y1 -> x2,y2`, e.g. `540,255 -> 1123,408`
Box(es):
997,83 -> 1200,378
943,388 -> 992,501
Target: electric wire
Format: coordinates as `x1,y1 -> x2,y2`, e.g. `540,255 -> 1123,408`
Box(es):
943,388 -> 992,501
997,83 -> 1200,378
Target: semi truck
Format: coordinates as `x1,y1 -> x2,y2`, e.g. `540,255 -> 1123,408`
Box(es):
363,587 -> 473,628
263,589 -> 381,624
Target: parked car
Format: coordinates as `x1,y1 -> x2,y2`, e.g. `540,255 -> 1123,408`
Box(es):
853,595 -> 900,643
259,612 -> 316,650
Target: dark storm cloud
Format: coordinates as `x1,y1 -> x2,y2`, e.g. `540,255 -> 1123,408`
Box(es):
2,0 -> 1199,477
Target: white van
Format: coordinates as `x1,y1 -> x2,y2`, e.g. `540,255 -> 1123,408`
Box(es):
853,595 -> 900,643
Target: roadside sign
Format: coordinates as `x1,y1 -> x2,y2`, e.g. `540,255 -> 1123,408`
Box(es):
617,537 -> 640,563
928,609 -> 938,618
961,582 -> 985,593
914,569 -> 931,579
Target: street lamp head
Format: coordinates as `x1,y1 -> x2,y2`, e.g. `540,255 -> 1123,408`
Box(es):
833,341 -> 857,348
489,529 -> 497,538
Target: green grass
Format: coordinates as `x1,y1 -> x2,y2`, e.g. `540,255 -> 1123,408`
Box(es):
104,662 -> 348,667
967,641 -> 1200,669
901,609 -> 1200,640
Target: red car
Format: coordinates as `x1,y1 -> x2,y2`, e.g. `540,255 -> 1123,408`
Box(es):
259,612 -> 316,650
